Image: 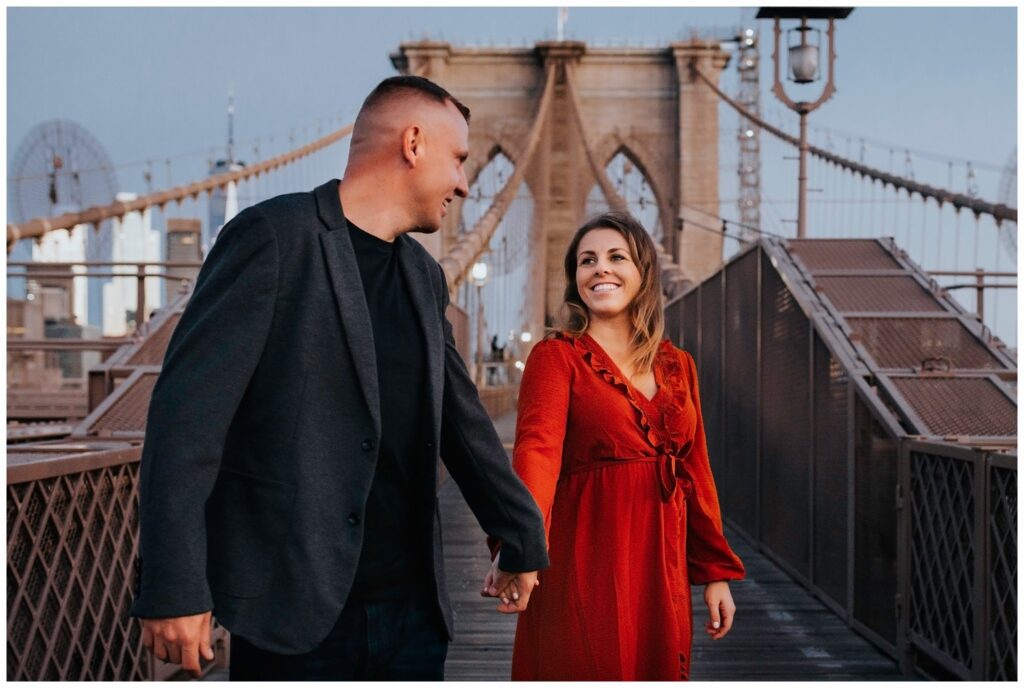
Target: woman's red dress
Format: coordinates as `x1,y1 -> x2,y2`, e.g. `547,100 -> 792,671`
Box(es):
507,332 -> 745,680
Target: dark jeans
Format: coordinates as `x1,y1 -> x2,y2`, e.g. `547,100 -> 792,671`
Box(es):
229,591 -> 448,681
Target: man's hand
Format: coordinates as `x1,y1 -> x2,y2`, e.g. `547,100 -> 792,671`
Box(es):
480,553 -> 539,614
703,581 -> 736,640
141,611 -> 215,678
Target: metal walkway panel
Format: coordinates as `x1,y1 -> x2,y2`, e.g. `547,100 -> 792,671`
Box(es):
126,313 -> 181,366
890,376 -> 1017,437
789,238 -> 902,270
847,317 -> 1007,370
72,369 -> 159,438
816,275 -> 945,312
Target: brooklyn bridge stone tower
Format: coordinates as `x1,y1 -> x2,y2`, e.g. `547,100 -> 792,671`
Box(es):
392,39 -> 730,332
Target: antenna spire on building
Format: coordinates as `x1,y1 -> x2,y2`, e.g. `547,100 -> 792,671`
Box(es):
227,89 -> 235,164
557,7 -> 568,41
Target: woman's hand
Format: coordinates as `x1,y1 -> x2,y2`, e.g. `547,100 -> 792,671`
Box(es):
480,552 -> 539,614
703,581 -> 736,640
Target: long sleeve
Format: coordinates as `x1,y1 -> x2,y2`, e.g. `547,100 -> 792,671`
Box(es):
681,350 -> 746,586
132,206 -> 278,618
511,340 -> 572,544
436,266 -> 549,574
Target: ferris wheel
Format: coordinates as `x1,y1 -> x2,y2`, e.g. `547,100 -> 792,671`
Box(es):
9,119 -> 118,225
8,120 -> 119,322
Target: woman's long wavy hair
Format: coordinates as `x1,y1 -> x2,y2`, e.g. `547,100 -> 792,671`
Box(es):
558,211 -> 665,375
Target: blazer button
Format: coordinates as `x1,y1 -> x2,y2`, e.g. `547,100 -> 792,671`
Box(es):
347,513 -> 360,526
361,439 -> 375,451
425,441 -> 435,449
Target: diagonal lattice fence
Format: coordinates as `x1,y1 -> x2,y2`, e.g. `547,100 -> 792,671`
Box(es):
987,456 -> 1017,681
7,451 -> 146,680
903,442 -> 1017,681
907,449 -> 976,676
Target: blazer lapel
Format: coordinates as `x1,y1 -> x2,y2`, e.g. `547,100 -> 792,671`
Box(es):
314,180 -> 381,434
397,238 -> 443,425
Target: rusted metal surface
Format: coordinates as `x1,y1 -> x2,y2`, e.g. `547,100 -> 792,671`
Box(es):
846,317 -> 1006,371
8,261 -> 203,269
126,314 -> 181,366
7,423 -> 76,444
72,369 -> 160,439
887,376 -> 1017,438
789,238 -> 902,271
7,339 -> 129,352
815,275 -> 945,313
89,290 -> 190,409
7,125 -> 354,249
6,390 -> 89,422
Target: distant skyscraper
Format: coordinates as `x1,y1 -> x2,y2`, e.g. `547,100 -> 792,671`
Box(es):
102,192 -> 161,336
32,204 -> 89,327
165,218 -> 202,305
206,91 -> 244,253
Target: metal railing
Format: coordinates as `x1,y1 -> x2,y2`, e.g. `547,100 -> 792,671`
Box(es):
6,445 -> 228,680
8,260 -> 201,332
899,440 -> 1017,680
665,238 -> 1017,680
6,124 -> 353,250
928,270 -> 1018,323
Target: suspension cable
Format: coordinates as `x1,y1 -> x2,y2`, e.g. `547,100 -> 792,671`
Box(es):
7,123 -> 354,251
691,66 -> 1016,224
439,62 -> 556,290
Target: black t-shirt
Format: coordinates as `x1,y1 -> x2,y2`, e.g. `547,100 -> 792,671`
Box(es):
345,219 -> 433,600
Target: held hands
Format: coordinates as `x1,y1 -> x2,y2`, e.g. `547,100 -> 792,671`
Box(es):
703,581 -> 736,640
480,552 -> 539,614
141,611 -> 215,678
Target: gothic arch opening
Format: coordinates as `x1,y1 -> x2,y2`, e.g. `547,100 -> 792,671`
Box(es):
457,149 -> 536,380
585,147 -> 665,245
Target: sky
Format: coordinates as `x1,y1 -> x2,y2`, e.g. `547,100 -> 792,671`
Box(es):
6,6 -> 1017,192
5,4 -> 1020,343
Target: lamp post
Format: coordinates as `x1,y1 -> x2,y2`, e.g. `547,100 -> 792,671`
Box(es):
756,8 -> 852,238
470,260 -> 489,387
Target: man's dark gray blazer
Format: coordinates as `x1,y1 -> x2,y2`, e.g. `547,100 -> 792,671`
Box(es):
131,179 -> 549,653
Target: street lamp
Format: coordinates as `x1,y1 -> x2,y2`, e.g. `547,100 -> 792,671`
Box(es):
756,7 -> 853,238
470,260 -> 489,387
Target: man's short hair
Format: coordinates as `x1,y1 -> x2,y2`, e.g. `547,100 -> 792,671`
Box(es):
358,75 -> 471,124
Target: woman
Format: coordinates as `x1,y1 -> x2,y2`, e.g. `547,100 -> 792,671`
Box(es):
488,211 -> 745,680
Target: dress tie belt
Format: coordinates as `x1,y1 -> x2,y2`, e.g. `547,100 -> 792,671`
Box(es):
565,454 -> 693,502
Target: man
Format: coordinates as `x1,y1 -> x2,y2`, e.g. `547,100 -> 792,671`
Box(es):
131,76 -> 548,681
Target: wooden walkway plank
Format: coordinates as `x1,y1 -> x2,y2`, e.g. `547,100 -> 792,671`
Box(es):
207,410 -> 905,681
440,474 -> 905,681
440,409 -> 906,681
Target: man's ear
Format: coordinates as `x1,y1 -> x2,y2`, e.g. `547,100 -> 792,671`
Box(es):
402,124 -> 424,167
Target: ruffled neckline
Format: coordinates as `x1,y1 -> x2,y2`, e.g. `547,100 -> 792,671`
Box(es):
556,332 -> 690,456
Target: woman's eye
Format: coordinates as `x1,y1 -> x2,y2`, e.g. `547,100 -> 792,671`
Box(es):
580,258 -> 594,265
611,254 -> 626,261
